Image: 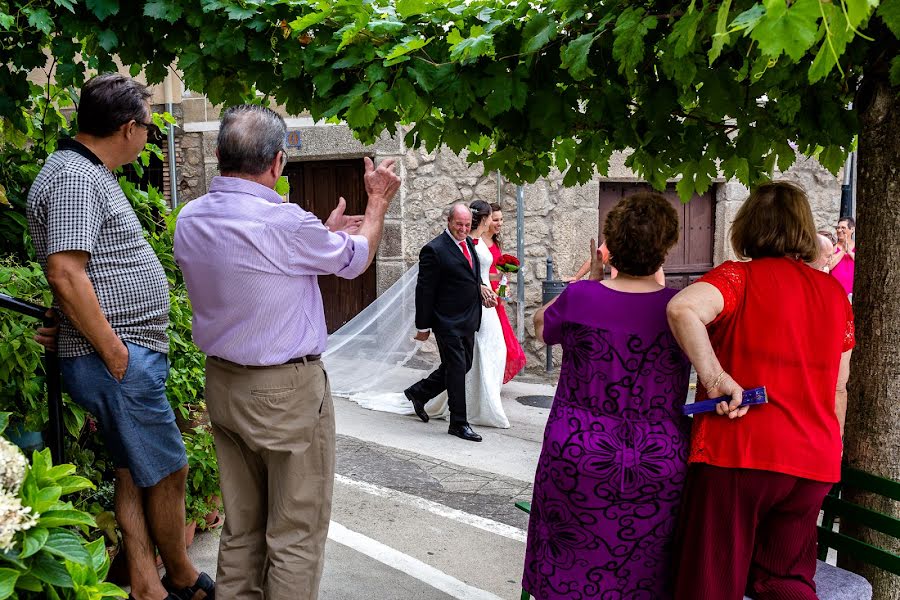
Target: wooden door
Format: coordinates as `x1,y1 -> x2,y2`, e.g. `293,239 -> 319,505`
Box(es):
283,159 -> 376,333
598,183 -> 715,290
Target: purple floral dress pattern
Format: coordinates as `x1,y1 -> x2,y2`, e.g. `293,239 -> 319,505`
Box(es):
523,282 -> 691,600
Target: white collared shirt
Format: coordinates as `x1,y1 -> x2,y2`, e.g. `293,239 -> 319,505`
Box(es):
445,229 -> 468,254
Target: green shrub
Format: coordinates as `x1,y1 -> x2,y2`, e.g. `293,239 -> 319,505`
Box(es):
0,258 -> 86,438
183,426 -> 220,528
0,412 -> 126,599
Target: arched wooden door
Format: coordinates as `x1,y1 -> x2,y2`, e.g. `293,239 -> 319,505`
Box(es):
598,183 -> 715,289
283,158 -> 376,333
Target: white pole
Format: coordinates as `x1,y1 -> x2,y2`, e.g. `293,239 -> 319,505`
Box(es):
165,69 -> 179,209
516,184 -> 525,343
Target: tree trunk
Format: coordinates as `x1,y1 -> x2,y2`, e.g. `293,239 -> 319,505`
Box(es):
839,65 -> 900,599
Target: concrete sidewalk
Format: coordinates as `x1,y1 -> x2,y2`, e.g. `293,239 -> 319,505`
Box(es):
185,378 -> 557,599
188,529 -> 461,600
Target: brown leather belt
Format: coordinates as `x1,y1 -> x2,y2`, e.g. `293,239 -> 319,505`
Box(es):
209,354 -> 322,369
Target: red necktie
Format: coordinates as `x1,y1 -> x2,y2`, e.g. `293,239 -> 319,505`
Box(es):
459,240 -> 473,268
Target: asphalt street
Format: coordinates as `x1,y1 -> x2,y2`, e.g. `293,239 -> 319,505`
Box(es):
186,376 -> 559,599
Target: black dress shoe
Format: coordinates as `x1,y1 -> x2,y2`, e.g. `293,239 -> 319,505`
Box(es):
404,390 -> 429,423
448,423 -> 482,442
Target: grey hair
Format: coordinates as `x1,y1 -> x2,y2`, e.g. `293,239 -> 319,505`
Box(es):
446,202 -> 471,221
217,104 -> 287,175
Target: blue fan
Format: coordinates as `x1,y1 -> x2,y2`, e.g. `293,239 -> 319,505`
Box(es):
682,386 -> 768,416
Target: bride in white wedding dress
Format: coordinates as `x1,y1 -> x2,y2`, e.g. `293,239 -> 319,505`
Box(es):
322,200 -> 510,429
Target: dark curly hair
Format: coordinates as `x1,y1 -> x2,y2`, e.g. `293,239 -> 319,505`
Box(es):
469,199 -> 492,230
603,192 -> 679,276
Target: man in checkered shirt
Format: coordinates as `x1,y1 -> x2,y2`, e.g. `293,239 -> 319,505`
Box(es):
27,74 -> 213,600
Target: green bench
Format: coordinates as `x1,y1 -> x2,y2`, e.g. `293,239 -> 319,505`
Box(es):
817,466 -> 900,575
515,465 -> 900,600
514,502 -> 531,600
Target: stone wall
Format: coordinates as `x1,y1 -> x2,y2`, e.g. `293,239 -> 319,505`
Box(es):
171,113 -> 844,375
176,132 -> 206,204
398,150 -> 604,373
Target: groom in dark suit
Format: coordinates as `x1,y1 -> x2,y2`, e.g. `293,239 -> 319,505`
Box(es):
405,203 -> 496,442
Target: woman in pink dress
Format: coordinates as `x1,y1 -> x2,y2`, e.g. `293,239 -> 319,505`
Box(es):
830,216 -> 855,298
485,203 -> 526,382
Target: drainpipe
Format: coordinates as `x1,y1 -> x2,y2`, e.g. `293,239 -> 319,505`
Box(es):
165,69 -> 179,209
840,154 -> 853,219
516,184 -> 525,343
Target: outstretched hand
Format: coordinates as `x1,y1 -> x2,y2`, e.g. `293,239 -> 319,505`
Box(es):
414,330 -> 430,342
364,157 -> 401,203
324,197 -> 364,234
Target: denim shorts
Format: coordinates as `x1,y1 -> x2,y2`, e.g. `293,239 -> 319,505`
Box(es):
60,341 -> 187,488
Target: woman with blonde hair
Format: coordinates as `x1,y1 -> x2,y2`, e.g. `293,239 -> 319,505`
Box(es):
667,181 -> 854,599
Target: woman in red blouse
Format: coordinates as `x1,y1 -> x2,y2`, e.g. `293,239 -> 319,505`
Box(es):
666,181 -> 854,600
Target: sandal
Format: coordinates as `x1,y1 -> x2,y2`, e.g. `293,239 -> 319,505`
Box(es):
161,572 -> 216,600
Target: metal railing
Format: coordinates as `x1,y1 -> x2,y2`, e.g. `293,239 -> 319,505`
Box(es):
0,293 -> 64,464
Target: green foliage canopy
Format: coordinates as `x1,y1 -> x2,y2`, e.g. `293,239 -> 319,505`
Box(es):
1,0 -> 896,199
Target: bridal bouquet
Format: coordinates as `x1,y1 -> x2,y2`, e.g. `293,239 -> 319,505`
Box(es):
495,254 -> 520,299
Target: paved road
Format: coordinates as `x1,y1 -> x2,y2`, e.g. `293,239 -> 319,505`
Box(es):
187,376 -> 558,599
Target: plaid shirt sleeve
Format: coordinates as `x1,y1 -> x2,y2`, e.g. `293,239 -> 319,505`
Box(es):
45,170 -> 105,256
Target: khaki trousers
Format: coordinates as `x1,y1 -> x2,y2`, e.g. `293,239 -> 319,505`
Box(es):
205,357 -> 335,600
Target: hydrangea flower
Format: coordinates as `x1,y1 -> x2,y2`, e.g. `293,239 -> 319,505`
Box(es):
0,490 -> 37,551
0,437 -> 28,494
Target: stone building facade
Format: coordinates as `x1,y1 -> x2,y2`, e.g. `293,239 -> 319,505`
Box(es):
164,91 -> 845,373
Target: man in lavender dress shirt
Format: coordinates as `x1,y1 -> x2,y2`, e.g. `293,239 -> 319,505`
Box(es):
173,104 -> 399,600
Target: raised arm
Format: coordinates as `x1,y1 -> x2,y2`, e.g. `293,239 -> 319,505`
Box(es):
567,259 -> 591,282
356,157 -> 401,269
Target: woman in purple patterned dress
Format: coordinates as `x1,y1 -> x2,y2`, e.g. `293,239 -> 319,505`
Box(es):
523,192 -> 691,599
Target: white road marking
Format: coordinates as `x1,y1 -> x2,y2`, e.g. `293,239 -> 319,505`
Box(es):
334,473 -> 527,542
328,521 -> 506,600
